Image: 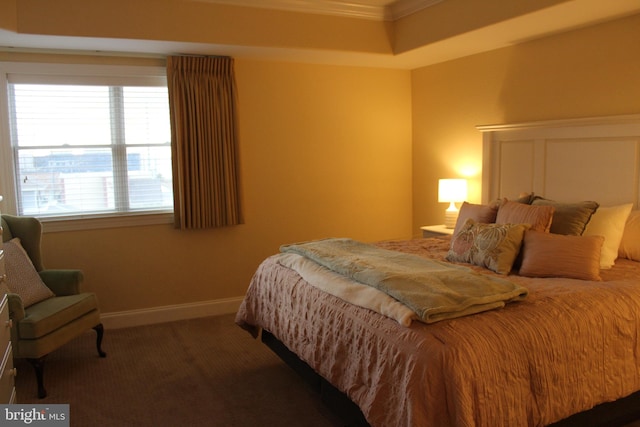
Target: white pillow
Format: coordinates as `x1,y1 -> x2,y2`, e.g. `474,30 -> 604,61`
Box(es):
583,203 -> 633,269
618,210 -> 640,261
3,238 -> 55,307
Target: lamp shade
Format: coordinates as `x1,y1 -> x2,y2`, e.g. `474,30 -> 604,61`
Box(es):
438,179 -> 467,203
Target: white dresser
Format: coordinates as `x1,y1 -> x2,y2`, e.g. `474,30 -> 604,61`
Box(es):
0,196 -> 17,403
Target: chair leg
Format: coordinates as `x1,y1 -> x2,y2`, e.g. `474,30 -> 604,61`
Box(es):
27,357 -> 47,399
25,326 -> 105,399
93,323 -> 106,357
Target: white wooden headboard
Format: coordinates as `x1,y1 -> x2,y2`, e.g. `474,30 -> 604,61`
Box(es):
478,114 -> 640,207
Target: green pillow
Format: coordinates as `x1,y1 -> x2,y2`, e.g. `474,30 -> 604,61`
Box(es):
531,198 -> 599,235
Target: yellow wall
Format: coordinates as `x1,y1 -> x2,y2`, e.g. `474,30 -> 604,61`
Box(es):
411,12 -> 640,230
4,8 -> 640,317
23,58 -> 412,314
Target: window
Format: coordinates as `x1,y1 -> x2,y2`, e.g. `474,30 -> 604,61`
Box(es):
0,63 -> 173,228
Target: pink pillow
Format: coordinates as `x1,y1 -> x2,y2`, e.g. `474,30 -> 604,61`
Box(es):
453,202 -> 499,236
519,231 -> 604,281
496,200 -> 554,232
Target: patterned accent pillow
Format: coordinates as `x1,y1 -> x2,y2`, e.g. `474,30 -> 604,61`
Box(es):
4,238 -> 55,307
446,219 -> 530,275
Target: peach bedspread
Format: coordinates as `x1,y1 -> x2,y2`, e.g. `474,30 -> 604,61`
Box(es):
235,237 -> 640,427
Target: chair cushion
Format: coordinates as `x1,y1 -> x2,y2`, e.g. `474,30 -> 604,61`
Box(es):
18,293 -> 100,340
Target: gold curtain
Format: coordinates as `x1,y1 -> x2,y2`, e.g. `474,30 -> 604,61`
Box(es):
167,56 -> 243,229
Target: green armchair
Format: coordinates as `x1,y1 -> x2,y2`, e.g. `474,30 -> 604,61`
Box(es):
0,214 -> 105,398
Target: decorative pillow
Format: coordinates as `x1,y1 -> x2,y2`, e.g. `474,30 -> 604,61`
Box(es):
495,200 -> 554,232
453,201 -> 499,236
3,238 -> 55,307
446,219 -> 530,275
515,192 -> 535,204
519,231 -> 604,281
583,203 -> 633,269
531,198 -> 599,235
618,210 -> 640,261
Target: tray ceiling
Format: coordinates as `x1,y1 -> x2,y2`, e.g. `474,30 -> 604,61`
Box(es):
192,0 -> 442,21
1,0 -> 640,69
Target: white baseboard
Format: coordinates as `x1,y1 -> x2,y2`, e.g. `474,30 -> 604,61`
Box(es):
100,297 -> 244,329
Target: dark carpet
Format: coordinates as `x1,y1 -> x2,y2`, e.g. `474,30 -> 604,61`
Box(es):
14,314 -> 344,427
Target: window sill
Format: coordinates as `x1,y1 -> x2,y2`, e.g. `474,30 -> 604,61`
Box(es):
40,212 -> 174,233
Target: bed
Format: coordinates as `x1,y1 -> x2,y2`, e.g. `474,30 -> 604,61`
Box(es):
235,114 -> 640,427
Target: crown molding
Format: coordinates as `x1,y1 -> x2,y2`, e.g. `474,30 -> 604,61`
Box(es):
389,0 -> 442,20
190,0 -> 443,21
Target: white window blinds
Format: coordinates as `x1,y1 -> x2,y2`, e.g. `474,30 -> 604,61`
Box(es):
7,76 -> 172,218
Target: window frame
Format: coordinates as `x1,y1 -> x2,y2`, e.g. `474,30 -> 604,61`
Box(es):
0,62 -> 173,232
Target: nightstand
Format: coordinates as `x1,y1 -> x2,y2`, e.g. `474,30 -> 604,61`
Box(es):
420,225 -> 455,238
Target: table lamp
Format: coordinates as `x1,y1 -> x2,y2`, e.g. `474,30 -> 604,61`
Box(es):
438,179 -> 467,228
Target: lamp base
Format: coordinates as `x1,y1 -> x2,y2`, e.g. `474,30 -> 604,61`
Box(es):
444,203 -> 459,229
444,212 -> 458,229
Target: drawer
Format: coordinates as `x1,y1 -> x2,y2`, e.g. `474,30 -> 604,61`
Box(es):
0,296 -> 9,351
0,342 -> 16,404
0,248 -> 4,282
0,263 -> 5,294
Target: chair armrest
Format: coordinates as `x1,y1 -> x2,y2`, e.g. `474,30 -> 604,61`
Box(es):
7,293 -> 25,321
39,269 -> 84,296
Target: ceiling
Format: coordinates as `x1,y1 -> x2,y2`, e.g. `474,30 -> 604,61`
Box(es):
1,0 -> 640,69
194,0 -> 443,21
